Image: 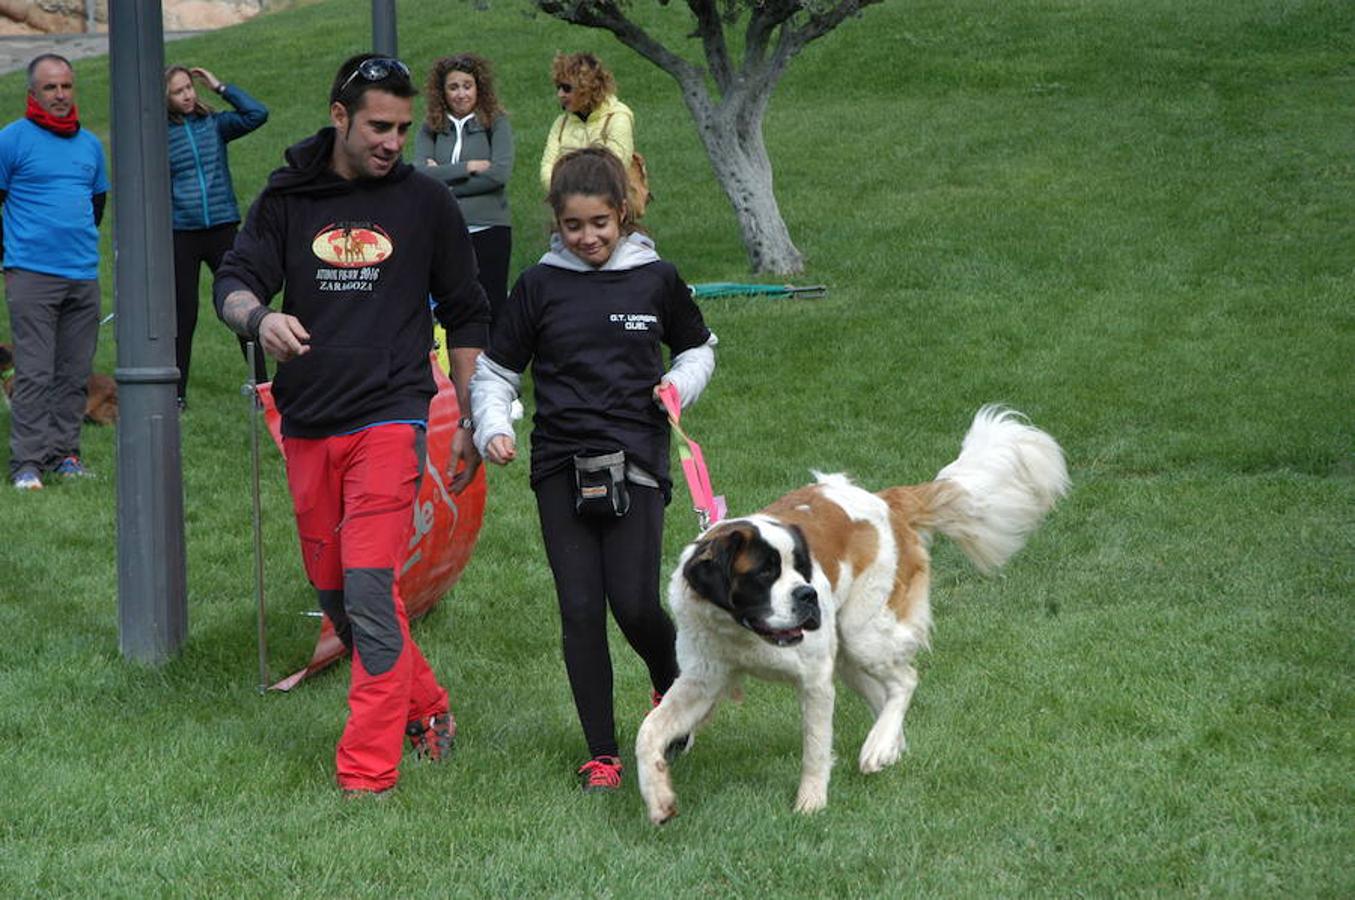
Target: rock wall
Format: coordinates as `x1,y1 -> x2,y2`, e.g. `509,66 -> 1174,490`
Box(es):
0,0 -> 280,34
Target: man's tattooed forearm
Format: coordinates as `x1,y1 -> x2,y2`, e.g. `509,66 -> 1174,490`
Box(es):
222,290 -> 262,337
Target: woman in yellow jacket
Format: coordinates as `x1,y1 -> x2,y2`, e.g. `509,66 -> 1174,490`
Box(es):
539,53 -> 634,191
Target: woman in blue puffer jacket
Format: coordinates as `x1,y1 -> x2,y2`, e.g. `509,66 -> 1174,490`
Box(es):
165,65 -> 268,409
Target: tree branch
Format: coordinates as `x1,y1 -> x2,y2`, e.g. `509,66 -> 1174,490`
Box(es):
745,0 -> 803,67
791,0 -> 884,47
686,0 -> 734,92
736,0 -> 882,101
534,0 -> 702,86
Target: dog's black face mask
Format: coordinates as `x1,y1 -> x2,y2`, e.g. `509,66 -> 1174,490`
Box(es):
683,522 -> 821,647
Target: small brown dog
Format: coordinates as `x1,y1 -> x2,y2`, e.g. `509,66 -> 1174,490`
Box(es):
83,372 -> 118,425
0,342 -> 118,425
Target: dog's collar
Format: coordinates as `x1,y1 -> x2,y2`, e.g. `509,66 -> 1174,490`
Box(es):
0,367 -> 13,382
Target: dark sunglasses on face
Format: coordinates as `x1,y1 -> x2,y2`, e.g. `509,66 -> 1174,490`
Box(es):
555,83 -> 573,93
339,57 -> 411,96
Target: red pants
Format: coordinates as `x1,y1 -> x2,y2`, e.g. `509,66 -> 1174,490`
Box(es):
283,423 -> 448,791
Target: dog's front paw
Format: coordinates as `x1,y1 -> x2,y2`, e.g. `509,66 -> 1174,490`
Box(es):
638,755 -> 679,825
648,800 -> 678,825
646,781 -> 679,825
858,731 -> 904,773
793,783 -> 828,814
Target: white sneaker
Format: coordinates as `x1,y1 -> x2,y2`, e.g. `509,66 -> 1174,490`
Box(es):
12,468 -> 42,491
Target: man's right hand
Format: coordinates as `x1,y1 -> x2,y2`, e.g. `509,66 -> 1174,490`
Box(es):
257,312 -> 311,362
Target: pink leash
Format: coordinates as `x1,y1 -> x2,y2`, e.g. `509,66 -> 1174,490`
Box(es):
657,383 -> 725,532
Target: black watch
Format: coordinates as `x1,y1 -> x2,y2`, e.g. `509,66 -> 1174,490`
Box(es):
457,416 -> 474,430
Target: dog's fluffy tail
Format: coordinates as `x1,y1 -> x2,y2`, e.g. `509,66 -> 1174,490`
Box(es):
892,405 -> 1070,574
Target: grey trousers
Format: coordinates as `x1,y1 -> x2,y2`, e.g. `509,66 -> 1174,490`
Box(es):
5,268 -> 101,476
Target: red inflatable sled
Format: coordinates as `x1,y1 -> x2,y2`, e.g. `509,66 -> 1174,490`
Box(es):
257,353 -> 486,691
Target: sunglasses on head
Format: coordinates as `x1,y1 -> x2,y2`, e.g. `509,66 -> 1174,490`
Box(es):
339,57 -> 411,96
555,83 -> 573,93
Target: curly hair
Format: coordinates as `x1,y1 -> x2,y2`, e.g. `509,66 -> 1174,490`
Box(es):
548,146 -> 635,233
550,52 -> 616,115
424,54 -> 504,133
164,65 -> 215,123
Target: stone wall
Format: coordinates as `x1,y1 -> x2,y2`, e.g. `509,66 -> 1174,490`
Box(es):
0,0 -> 285,34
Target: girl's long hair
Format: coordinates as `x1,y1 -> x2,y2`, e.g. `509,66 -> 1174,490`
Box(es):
164,65 -> 213,123
424,54 -> 505,132
547,146 -> 634,232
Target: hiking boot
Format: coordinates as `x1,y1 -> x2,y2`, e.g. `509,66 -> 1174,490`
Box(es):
578,755 -> 623,793
12,467 -> 42,491
406,711 -> 456,762
54,456 -> 93,478
651,690 -> 692,763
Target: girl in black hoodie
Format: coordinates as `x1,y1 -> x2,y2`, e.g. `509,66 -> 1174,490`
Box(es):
471,148 -> 717,792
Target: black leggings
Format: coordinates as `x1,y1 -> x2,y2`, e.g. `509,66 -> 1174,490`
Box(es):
534,468 -> 679,759
173,223 -> 267,400
470,226 -> 511,320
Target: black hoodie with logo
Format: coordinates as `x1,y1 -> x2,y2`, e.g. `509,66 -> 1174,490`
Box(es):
214,127 -> 490,438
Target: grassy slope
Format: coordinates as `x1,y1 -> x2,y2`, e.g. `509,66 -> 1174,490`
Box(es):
0,0 -> 1351,895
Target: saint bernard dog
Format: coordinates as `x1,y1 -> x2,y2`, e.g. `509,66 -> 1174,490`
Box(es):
637,406 -> 1069,824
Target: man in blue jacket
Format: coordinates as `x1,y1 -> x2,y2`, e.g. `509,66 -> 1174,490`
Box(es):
1,54 -> 108,491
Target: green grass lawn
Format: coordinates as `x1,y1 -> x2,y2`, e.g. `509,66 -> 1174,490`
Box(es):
1,0 -> 1352,895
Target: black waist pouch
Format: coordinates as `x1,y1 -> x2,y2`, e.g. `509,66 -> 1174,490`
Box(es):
573,451 -> 631,518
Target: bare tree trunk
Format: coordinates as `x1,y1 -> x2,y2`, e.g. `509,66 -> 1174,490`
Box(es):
713,123 -> 802,274
684,89 -> 804,274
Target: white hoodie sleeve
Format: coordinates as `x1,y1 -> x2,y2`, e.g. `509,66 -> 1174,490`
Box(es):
470,354 -> 521,457
662,331 -> 718,409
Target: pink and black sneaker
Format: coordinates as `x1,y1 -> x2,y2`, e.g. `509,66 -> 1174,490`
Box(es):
578,755 -> 623,793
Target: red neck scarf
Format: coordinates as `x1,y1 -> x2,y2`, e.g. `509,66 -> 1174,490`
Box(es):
26,93 -> 80,137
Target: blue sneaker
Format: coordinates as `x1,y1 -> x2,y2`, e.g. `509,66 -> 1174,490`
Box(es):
54,456 -> 94,478
12,468 -> 42,491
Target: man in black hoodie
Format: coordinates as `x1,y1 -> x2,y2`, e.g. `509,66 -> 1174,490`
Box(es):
214,54 -> 490,796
